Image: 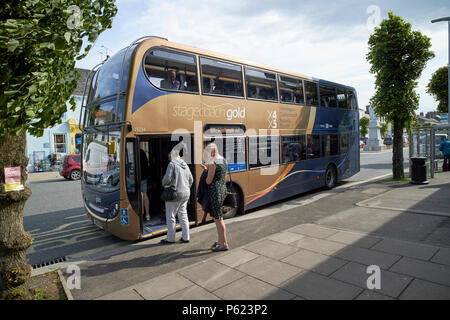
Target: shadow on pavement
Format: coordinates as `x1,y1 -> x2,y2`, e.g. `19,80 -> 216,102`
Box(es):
260,171 -> 450,300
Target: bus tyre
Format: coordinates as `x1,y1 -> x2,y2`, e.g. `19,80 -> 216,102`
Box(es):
222,184 -> 240,219
70,169 -> 81,180
325,165 -> 337,189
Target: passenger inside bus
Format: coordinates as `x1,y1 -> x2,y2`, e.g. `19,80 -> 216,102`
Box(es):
140,148 -> 151,221
160,69 -> 181,90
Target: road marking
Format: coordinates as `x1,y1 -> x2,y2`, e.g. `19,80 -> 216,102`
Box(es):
64,213 -> 87,220
31,224 -> 95,239
29,220 -> 89,237
335,173 -> 392,190
28,229 -> 111,254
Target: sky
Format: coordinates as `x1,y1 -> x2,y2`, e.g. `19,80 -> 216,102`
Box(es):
75,0 -> 450,115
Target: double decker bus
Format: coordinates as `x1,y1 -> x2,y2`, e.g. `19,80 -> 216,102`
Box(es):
80,36 -> 360,240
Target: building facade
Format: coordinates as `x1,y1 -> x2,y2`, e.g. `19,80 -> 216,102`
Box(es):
26,68 -> 90,172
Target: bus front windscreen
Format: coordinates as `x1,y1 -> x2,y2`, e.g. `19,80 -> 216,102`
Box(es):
83,131 -> 121,193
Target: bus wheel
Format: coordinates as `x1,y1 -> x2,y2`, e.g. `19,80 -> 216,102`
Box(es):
222,184 -> 240,219
325,165 -> 337,189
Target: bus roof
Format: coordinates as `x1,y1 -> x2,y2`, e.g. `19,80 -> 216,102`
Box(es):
125,36 -> 356,92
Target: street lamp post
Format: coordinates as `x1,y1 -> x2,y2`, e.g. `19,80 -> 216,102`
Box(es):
431,17 -> 450,125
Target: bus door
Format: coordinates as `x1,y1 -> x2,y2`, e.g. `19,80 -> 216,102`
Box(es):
134,135 -> 197,237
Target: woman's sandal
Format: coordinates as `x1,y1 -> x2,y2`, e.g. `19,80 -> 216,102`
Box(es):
211,244 -> 229,252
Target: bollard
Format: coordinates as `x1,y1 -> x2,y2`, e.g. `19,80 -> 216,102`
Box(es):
410,157 -> 429,184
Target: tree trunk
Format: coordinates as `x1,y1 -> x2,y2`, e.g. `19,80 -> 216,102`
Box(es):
0,131 -> 33,300
392,119 -> 405,180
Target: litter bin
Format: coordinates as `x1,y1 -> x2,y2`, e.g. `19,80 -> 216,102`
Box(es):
410,157 -> 429,184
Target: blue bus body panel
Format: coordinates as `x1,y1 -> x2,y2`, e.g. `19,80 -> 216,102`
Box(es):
132,64 -> 173,114
81,184 -> 120,220
245,106 -> 359,210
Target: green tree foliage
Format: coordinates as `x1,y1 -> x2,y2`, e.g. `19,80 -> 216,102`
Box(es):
0,0 -> 118,139
367,11 -> 434,179
426,66 -> 448,114
359,116 -> 370,137
0,0 -> 117,299
380,122 -> 389,138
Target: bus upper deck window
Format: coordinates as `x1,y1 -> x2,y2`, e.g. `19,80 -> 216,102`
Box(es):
304,81 -> 318,106
144,48 -> 199,93
319,85 -> 337,108
279,75 -> 304,105
337,88 -> 349,109
244,67 -> 277,102
347,90 -> 357,110
200,57 -> 244,98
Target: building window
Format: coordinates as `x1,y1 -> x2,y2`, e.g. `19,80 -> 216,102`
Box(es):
54,134 -> 67,153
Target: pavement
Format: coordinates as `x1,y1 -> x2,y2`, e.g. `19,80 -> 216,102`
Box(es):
53,170 -> 450,300
27,170 -> 62,182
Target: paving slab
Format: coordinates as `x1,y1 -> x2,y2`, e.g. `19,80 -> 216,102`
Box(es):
244,239 -> 299,260
431,248 -> 450,266
281,271 -> 363,300
326,230 -> 382,249
162,284 -> 220,300
214,248 -> 260,268
287,223 -> 340,239
213,276 -> 295,300
357,185 -> 450,217
133,273 -> 194,300
425,226 -> 450,247
361,187 -> 389,195
291,237 -> 347,255
318,207 -> 446,243
267,231 -> 305,244
399,279 -> 450,300
356,290 -> 394,300
97,288 -> 144,300
330,262 -> 413,298
334,244 -> 401,269
390,257 -> 450,286
178,260 -> 246,292
236,256 -> 303,286
281,249 -> 347,276
371,238 -> 439,261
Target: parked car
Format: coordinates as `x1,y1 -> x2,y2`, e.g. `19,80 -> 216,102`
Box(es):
60,154 -> 81,180
383,137 -> 393,145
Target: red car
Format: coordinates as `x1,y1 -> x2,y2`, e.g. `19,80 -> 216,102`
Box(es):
60,154 -> 81,180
